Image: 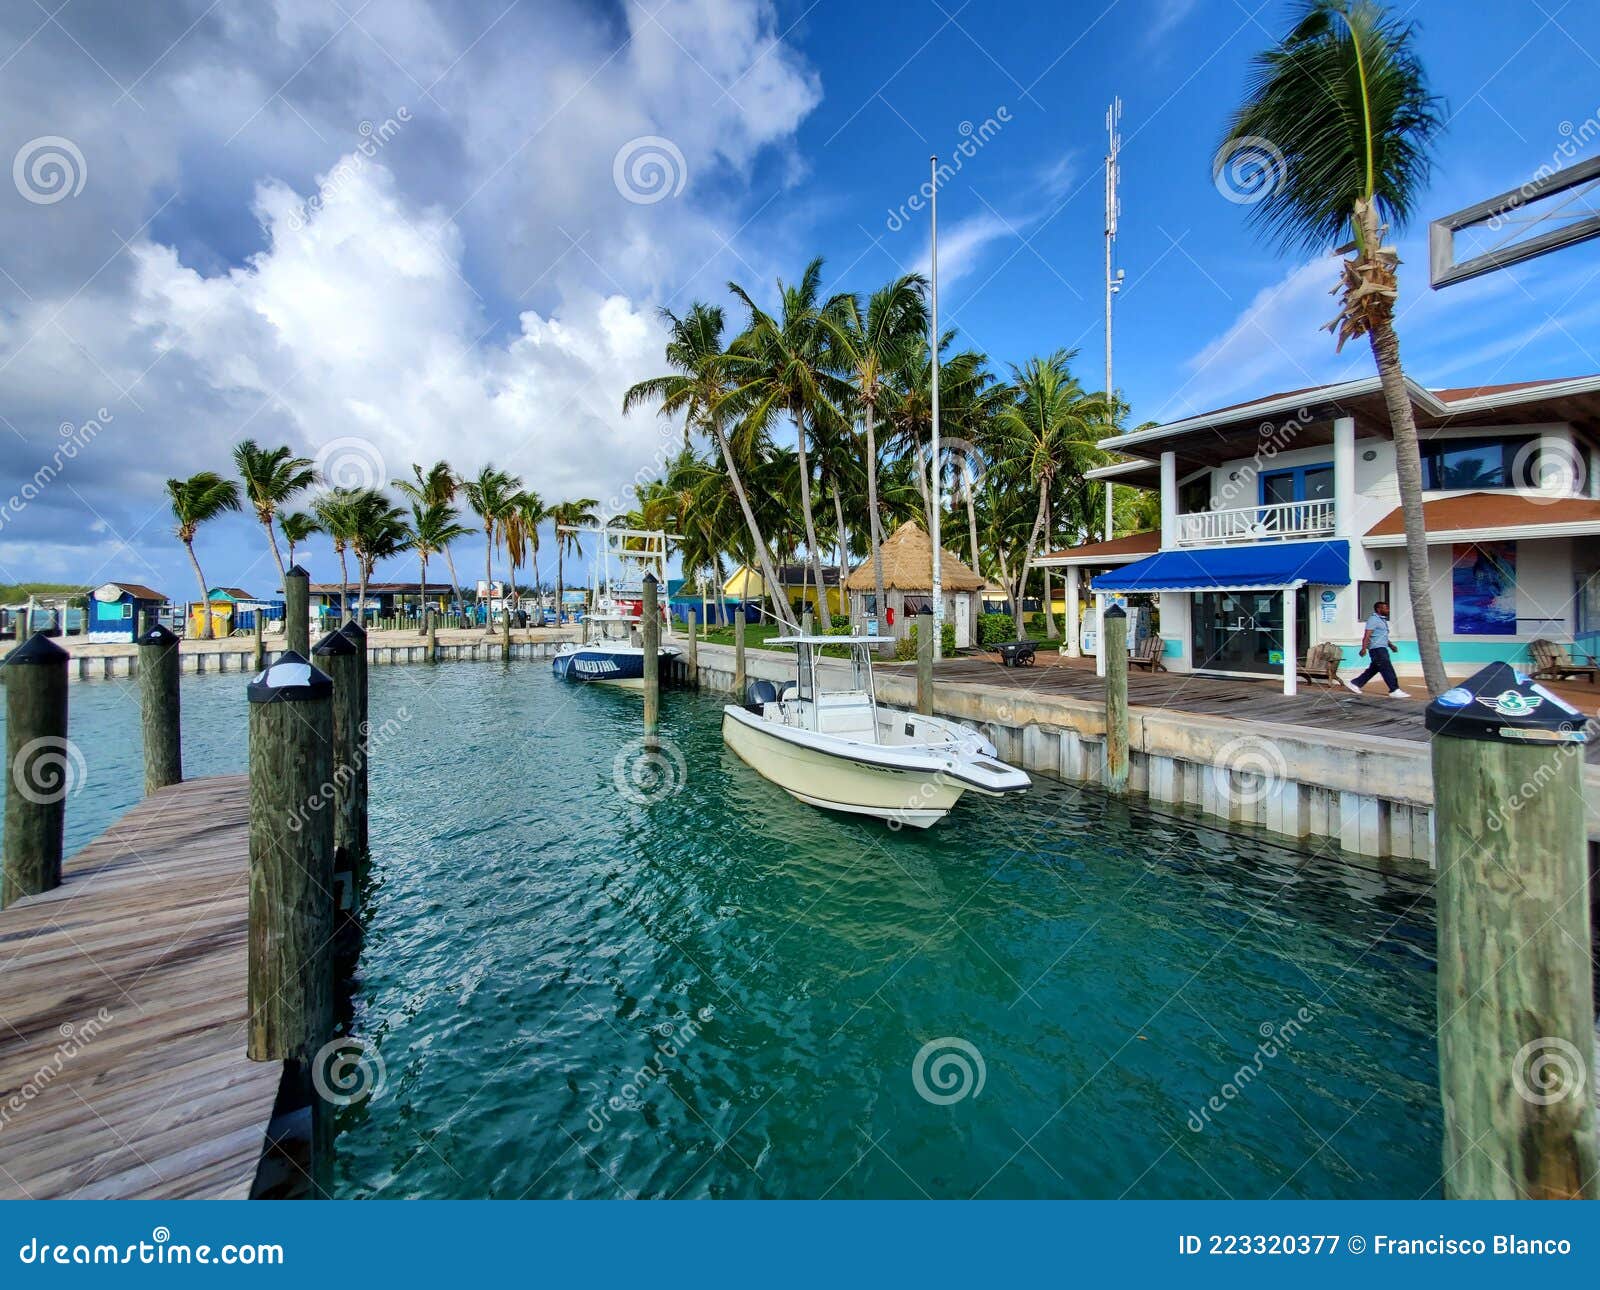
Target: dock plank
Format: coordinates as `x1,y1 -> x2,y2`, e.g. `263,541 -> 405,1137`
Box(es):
0,775 -> 281,1200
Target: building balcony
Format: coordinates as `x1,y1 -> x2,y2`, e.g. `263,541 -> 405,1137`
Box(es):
1171,499 -> 1337,547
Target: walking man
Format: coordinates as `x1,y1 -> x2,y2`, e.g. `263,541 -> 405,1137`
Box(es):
1345,601 -> 1411,698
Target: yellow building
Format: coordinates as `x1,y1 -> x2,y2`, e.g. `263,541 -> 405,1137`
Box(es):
721,563 -> 844,617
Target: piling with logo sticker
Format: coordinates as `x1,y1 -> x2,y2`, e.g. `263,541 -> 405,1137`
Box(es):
1428,662 -> 1597,1198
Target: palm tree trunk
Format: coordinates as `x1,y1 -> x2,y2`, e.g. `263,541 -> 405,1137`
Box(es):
709,421 -> 796,630
483,524 -> 495,634
263,518 -> 286,582
358,561 -> 371,627
964,466 -> 980,570
336,546 -> 350,623
1015,479 -> 1051,640
793,408 -> 833,629
556,546 -> 564,624
442,545 -> 464,615
830,478 -> 850,627
865,405 -> 890,653
418,551 -> 428,635
1042,496 -> 1059,639
1366,314 -> 1448,694
185,540 -> 213,640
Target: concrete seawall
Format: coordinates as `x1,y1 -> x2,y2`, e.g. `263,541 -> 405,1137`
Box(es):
684,641 -> 1600,874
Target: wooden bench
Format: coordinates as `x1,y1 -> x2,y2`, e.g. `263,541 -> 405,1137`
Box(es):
1530,638 -> 1599,684
1297,641 -> 1345,685
1130,636 -> 1166,672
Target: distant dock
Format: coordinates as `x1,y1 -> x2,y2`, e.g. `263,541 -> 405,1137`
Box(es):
0,776 -> 282,1199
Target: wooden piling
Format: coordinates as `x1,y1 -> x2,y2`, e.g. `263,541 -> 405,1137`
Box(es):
2,633 -> 70,908
284,565 -> 310,657
501,607 -> 512,661
802,609 -> 814,637
333,620 -> 369,868
1103,605 -> 1129,793
246,652 -> 336,1063
916,612 -> 934,716
138,623 -> 182,794
685,609 -> 699,687
642,574 -> 661,739
427,609 -> 438,663
734,611 -> 746,698
313,629 -> 366,870
1429,663 -> 1597,1198
253,612 -> 266,671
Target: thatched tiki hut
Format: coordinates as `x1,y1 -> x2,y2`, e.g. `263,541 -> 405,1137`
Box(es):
844,521 -> 985,647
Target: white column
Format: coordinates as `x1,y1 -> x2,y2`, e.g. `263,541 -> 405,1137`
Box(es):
1333,416 -> 1356,539
1104,482 -> 1115,541
1095,594 -> 1107,677
1282,586 -> 1298,696
1159,451 -> 1178,549
1064,566 -> 1081,657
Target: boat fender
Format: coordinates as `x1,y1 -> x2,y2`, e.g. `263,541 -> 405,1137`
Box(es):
744,679 -> 779,711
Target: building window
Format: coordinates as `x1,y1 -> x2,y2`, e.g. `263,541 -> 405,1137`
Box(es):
120,603 -> 132,619
1420,435 -> 1544,490
1178,475 -> 1211,513
1358,581 -> 1389,621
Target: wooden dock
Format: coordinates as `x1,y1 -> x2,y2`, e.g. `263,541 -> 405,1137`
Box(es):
0,776 -> 282,1199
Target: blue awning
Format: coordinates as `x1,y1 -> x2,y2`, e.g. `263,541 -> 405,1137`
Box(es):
1091,540 -> 1350,594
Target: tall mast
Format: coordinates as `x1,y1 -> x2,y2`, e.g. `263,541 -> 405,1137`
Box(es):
929,153 -> 944,659
1103,97 -> 1122,542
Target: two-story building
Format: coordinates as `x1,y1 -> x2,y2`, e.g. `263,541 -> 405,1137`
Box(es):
1037,374 -> 1600,694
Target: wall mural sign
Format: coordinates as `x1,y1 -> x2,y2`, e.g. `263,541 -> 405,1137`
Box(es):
1452,541 -> 1517,635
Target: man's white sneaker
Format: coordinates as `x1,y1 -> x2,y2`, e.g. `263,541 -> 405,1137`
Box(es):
1343,680 -> 1361,695
1388,688 -> 1412,699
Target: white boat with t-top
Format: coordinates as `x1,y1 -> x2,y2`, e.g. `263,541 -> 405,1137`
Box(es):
550,523 -> 681,687
721,635 -> 1029,828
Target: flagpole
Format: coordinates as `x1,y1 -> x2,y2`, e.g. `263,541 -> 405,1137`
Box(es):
929,153 -> 944,660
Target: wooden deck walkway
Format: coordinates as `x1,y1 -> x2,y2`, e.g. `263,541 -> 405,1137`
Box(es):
886,653 -> 1600,760
0,776 -> 281,1199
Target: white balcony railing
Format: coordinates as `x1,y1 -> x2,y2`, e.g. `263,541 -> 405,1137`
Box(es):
1172,499 -> 1336,547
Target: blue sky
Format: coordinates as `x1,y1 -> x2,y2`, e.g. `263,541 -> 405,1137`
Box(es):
2,0 -> 1598,600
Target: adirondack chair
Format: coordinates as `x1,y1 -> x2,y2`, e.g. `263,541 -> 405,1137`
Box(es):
1129,635 -> 1166,672
1529,638 -> 1598,684
1297,641 -> 1344,686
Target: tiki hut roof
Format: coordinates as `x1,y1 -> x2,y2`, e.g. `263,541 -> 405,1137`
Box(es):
844,521 -> 985,593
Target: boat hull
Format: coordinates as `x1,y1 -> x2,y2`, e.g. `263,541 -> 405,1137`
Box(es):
721,708 -> 966,828
551,645 -> 681,686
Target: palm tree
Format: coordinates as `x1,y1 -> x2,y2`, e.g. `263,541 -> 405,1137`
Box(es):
829,274 -> 928,644
725,258 -> 854,628
501,491 -> 549,616
624,302 -> 798,631
405,501 -> 472,633
394,461 -> 465,610
549,497 -> 599,622
312,489 -> 361,621
1220,0 -> 1446,691
166,473 -> 240,640
279,510 -> 320,569
233,440 -> 317,583
989,352 -> 1111,637
348,491 -> 411,624
462,465 -> 520,630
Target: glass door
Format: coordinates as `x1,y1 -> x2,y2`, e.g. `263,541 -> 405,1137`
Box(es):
1190,590 -> 1308,675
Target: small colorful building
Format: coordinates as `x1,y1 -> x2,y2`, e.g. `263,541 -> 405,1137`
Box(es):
87,582 -> 167,643
843,521 -> 986,647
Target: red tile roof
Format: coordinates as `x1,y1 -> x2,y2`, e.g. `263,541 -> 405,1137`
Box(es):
1365,491 -> 1600,536
1041,530 -> 1161,560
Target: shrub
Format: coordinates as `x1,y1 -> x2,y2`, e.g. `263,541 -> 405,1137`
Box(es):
895,621 -> 957,660
978,612 -> 1014,645
1029,611 -> 1048,635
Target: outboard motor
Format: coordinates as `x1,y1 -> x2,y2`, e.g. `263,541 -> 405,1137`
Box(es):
744,678 -> 779,712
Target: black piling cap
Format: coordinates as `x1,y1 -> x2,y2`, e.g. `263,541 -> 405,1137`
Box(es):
1103,603 -> 1127,619
643,571 -> 659,586
312,628 -> 356,657
337,619 -> 367,643
247,650 -> 333,704
1425,660 -> 1589,745
286,564 -> 310,579
4,632 -> 70,666
136,624 -> 179,648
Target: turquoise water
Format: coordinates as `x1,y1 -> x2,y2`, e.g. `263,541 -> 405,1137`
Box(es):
4,663 -> 1442,1198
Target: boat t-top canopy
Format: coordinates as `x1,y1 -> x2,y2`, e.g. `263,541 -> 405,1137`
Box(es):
770,635 -> 881,646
